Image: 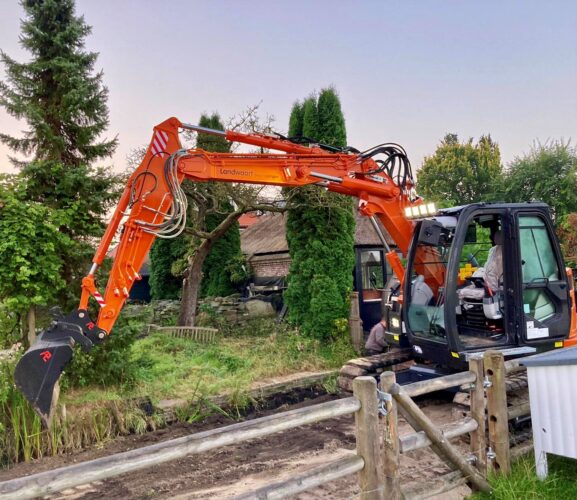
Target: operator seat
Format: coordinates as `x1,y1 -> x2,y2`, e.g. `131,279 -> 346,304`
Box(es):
458,230 -> 503,301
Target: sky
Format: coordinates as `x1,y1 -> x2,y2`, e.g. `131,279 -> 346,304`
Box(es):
0,0 -> 576,175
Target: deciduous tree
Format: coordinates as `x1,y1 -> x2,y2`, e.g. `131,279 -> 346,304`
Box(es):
504,141 -> 577,219
0,176 -> 70,346
417,134 -> 503,206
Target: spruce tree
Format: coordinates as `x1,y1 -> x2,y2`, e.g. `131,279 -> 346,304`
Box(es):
0,0 -> 120,305
284,88 -> 355,340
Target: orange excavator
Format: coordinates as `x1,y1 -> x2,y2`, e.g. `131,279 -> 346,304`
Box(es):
15,117 -> 577,425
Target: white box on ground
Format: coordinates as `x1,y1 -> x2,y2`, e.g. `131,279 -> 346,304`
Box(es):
521,346 -> 577,479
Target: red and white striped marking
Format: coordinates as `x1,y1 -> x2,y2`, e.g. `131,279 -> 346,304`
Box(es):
92,291 -> 106,308
151,130 -> 169,157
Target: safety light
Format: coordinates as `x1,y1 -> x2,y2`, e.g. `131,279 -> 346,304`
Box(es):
404,202 -> 437,219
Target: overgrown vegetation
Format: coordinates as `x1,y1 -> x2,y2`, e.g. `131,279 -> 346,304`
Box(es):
0,308 -> 354,467
62,308 -> 152,390
473,454 -> 577,500
63,313 -> 354,407
0,355 -> 163,467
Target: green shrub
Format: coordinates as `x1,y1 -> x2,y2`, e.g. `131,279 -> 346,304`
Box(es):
62,315 -> 150,389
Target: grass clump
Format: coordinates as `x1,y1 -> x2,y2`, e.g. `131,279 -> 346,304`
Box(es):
472,454 -> 577,500
126,317 -> 355,404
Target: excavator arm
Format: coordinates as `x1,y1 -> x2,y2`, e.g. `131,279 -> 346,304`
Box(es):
15,117 -> 422,425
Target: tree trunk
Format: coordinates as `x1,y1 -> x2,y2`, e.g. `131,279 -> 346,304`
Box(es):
20,306 -> 36,349
177,210 -> 248,327
27,306 -> 36,346
178,244 -> 211,327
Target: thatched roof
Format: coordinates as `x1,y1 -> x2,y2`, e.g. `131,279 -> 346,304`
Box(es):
240,211 -> 395,258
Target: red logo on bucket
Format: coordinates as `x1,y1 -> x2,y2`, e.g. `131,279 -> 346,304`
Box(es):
40,350 -> 52,363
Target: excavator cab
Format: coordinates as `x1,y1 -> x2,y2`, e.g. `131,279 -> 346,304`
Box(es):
398,203 -> 572,369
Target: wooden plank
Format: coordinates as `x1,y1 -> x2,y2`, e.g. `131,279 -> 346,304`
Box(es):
353,376 -> 385,499
402,371 -> 476,398
234,455 -> 364,500
0,397 -> 360,500
508,402 -> 530,420
504,358 -> 527,374
340,364 -> 368,378
337,376 -> 354,393
380,372 -> 402,500
346,349 -> 413,370
484,350 -> 510,475
390,385 -> 491,493
349,292 -> 364,354
400,418 -> 478,454
469,357 -> 487,475
396,404 -> 456,472
510,441 -> 534,461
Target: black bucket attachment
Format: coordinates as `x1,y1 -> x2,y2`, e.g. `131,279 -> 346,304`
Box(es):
14,310 -> 107,427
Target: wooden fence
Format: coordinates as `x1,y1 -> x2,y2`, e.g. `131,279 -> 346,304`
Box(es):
0,350 -> 530,499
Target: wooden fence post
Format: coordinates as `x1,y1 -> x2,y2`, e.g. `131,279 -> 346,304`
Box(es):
380,372 -> 401,500
350,292 -> 363,354
484,350 -> 510,475
353,376 -> 384,500
468,357 -> 487,475
390,385 -> 491,493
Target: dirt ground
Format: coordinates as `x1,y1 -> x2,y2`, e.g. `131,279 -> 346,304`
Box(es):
0,390 -> 474,499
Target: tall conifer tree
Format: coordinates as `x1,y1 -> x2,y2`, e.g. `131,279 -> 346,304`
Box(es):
0,0 -> 120,305
284,88 -> 355,340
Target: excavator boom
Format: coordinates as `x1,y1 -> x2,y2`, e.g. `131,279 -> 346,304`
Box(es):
15,117 -> 422,425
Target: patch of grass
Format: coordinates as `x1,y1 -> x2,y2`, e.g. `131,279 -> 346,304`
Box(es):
63,318 -> 355,409
472,454 -> 577,500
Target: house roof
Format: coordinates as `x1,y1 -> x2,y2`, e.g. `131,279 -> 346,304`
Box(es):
240,211 -> 395,257
241,213 -> 289,257
239,212 -> 261,228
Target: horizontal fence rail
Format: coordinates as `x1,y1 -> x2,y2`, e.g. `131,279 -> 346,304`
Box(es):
400,417 -> 478,454
234,455 -> 364,500
401,370 -> 477,398
0,397 -> 360,500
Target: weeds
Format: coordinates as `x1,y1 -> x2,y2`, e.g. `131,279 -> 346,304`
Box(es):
473,454 -> 577,500
2,314 -> 354,467
1,355 -> 164,467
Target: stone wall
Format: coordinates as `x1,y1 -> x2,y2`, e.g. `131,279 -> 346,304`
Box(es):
138,297 -> 277,328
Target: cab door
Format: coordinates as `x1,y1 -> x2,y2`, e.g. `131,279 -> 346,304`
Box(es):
514,212 -> 570,344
